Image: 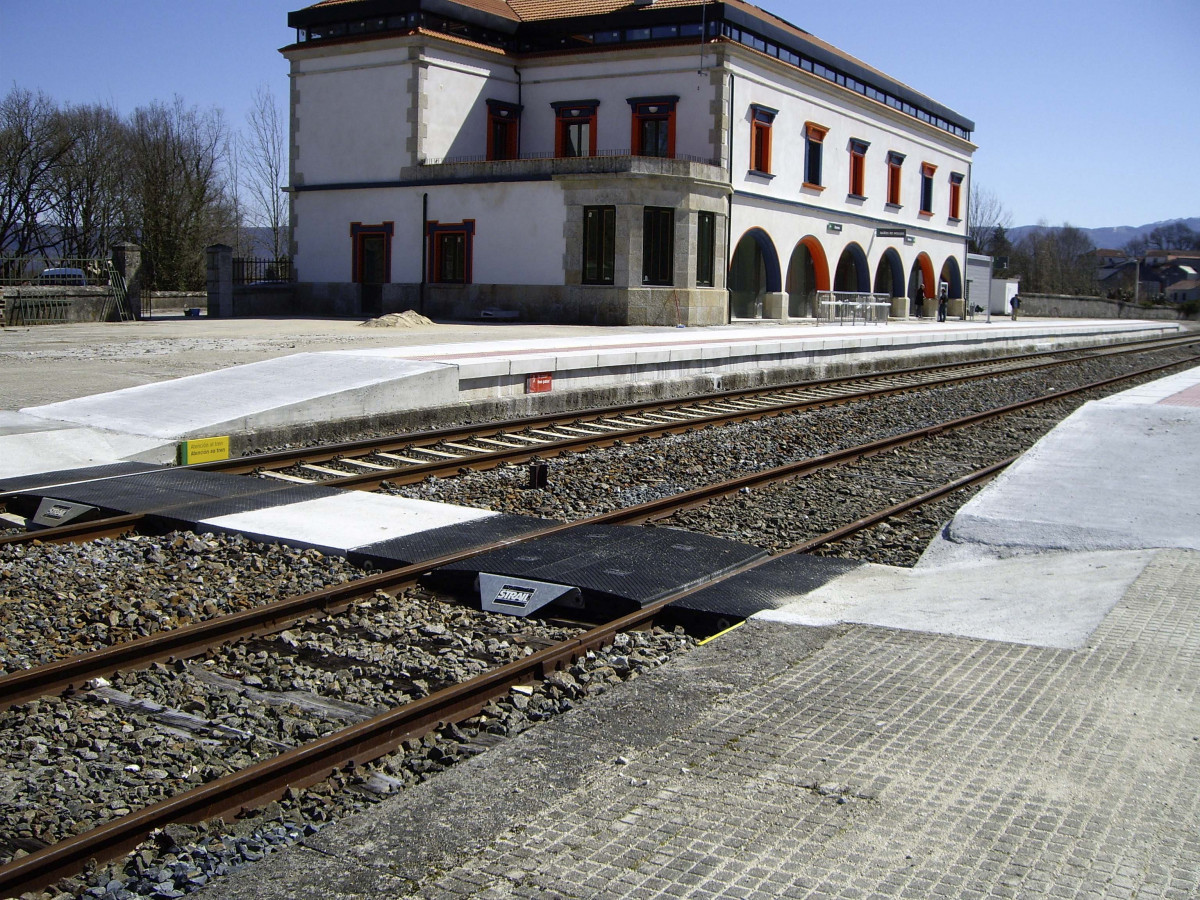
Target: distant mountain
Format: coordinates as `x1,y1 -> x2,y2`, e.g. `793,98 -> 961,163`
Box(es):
1009,218 -> 1200,251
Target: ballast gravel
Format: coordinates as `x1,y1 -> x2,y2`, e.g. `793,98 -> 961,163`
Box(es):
0,533 -> 361,674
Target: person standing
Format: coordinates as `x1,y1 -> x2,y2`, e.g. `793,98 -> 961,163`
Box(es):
937,285 -> 948,322
1010,294 -> 1021,320
913,284 -> 924,318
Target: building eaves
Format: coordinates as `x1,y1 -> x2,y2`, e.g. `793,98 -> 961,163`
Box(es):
288,0 -> 973,132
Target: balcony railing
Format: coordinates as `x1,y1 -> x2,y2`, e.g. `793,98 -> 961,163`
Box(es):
419,149 -> 723,168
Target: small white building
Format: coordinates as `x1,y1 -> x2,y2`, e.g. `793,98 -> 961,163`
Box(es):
283,0 -> 976,325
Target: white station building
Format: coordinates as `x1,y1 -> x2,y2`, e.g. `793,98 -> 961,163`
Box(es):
283,0 -> 975,326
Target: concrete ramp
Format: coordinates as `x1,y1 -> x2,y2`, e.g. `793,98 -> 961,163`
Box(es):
933,368 -> 1200,558
21,352 -> 457,440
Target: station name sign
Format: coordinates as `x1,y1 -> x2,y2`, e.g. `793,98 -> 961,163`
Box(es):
876,228 -> 907,239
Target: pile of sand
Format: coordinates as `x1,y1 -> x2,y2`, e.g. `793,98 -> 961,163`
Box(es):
359,310 -> 435,328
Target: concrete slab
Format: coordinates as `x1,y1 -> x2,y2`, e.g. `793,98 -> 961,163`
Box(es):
754,549 -> 1156,649
21,352 -> 456,440
0,411 -> 66,437
197,492 -> 497,554
937,384 -> 1200,557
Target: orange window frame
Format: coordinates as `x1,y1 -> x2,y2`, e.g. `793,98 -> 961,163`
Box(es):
848,139 -> 869,198
949,173 -> 964,220
749,104 -> 777,175
886,151 -> 905,206
553,101 -> 599,158
629,96 -> 679,159
350,221 -> 393,284
426,219 -> 476,285
486,99 -> 521,161
920,162 -> 937,215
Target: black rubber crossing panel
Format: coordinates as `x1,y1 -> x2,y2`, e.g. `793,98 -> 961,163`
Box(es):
427,524 -> 768,613
0,462 -> 161,496
672,553 -> 863,618
350,514 -> 557,569
10,468 -> 339,523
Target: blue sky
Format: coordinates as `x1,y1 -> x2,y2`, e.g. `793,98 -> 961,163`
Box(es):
2,0 -> 1197,230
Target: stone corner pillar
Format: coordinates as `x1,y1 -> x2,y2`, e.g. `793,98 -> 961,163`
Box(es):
111,243 -> 143,320
206,244 -> 234,318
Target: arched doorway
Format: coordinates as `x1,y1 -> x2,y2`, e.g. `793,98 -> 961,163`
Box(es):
833,243 -> 869,293
907,253 -> 936,316
873,248 -> 905,297
729,228 -> 782,319
939,256 -> 963,299
786,236 -> 830,317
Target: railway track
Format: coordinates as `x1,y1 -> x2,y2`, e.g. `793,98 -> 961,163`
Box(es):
2,331 -> 1196,547
1,348 -> 1196,898
205,331 -> 1200,491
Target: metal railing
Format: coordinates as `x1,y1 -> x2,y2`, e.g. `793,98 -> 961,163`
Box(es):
419,149 -> 723,167
5,297 -> 73,325
817,291 -> 893,325
232,257 -> 294,286
0,257 -> 112,287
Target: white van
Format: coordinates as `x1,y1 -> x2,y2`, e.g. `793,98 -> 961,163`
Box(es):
37,267 -> 87,286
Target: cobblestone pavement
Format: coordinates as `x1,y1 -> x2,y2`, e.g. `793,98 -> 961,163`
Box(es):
415,551 -> 1200,899
204,550 -> 1200,900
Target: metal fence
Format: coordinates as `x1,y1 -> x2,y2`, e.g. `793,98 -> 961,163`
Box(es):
817,291 -> 894,325
0,256 -> 113,287
232,257 -> 294,286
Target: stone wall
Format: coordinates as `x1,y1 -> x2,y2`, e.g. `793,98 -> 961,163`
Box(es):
1019,292 -> 1196,321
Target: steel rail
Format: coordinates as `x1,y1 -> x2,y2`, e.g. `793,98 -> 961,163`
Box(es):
189,332 -> 1200,480
585,354 -> 1197,527
0,453 -> 1018,899
204,336 -> 1200,493
0,512 -> 144,547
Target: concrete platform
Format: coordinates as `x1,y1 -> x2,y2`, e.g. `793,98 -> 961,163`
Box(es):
0,317 -> 1179,479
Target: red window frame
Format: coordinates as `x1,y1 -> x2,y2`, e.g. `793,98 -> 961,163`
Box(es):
628,95 -> 679,159
920,162 -> 937,216
486,99 -> 521,161
749,104 -> 777,175
426,219 -> 476,284
886,151 -> 905,206
350,221 -> 393,284
848,139 -> 869,198
553,101 -> 599,158
949,172 -> 964,220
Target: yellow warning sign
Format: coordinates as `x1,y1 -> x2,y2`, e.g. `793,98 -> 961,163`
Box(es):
178,436 -> 231,465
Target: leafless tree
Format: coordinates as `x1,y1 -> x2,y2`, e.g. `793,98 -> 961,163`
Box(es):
1124,222 -> 1200,256
49,102 -> 130,259
240,84 -> 288,260
0,86 -> 75,259
967,184 -> 1012,256
127,97 -> 236,290
1011,222 -> 1097,295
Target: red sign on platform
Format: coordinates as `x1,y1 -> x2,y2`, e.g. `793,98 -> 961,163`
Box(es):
526,372 -> 553,393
